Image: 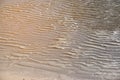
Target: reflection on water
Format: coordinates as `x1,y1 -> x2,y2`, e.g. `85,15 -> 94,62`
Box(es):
0,0 -> 120,80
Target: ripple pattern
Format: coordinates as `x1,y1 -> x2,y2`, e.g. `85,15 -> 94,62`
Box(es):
0,0 -> 120,80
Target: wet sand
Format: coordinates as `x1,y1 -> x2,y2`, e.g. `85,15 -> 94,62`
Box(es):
0,0 -> 120,80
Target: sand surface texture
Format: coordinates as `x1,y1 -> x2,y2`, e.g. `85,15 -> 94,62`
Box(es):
0,0 -> 120,80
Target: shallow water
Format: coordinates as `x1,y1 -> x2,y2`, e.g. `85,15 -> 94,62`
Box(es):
0,0 -> 120,80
